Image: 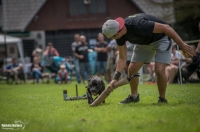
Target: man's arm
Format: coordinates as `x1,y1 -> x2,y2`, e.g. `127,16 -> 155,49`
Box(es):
94,46 -> 102,52
74,48 -> 83,59
94,47 -> 107,53
74,53 -> 83,59
115,44 -> 127,74
32,50 -> 36,56
180,58 -> 193,64
54,49 -> 60,56
153,22 -> 195,57
13,63 -> 23,71
108,44 -> 127,87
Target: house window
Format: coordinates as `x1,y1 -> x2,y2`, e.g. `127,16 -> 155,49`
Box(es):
90,0 -> 106,14
69,0 -> 106,16
69,0 -> 87,16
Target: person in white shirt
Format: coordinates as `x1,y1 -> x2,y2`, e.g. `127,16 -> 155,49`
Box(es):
165,44 -> 185,84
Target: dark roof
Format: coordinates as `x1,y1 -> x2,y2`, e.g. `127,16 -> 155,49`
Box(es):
2,0 -> 46,31
131,0 -> 175,23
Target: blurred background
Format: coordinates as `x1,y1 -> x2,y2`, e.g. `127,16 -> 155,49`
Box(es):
0,0 -> 199,83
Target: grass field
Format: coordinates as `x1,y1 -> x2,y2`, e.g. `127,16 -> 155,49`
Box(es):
0,81 -> 200,132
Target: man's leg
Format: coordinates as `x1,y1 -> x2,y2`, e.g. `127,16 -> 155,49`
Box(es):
155,62 -> 167,98
74,59 -> 81,83
35,73 -> 39,83
103,61 -> 107,81
13,71 -> 18,84
84,63 -> 89,81
119,62 -> 144,104
106,57 -> 113,83
96,61 -> 100,76
128,62 -> 144,96
79,62 -> 85,84
85,62 -> 92,81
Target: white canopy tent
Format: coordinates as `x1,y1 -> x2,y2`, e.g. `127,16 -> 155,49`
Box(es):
0,34 -> 25,72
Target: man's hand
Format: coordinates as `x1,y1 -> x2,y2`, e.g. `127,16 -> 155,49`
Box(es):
33,68 -> 38,71
79,55 -> 84,59
180,43 -> 196,57
108,79 -> 117,91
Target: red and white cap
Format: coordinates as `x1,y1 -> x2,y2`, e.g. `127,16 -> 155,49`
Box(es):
102,17 -> 125,38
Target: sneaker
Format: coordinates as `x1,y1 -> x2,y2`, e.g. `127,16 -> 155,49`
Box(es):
119,94 -> 140,104
158,97 -> 167,103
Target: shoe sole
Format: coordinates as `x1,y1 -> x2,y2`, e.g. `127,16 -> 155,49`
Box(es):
118,100 -> 140,104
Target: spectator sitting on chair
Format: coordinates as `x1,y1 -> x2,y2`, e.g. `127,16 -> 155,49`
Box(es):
180,45 -> 200,81
31,57 -> 43,84
55,64 -> 68,84
3,58 -> 23,84
165,44 -> 185,84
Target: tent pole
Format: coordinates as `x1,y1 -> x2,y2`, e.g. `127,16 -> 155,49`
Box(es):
4,32 -> 7,66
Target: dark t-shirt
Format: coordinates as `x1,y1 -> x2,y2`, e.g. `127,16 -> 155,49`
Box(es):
75,43 -> 89,63
116,13 -> 168,46
6,63 -> 19,69
95,41 -> 108,61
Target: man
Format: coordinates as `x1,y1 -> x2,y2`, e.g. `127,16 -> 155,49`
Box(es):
102,13 -> 195,104
71,33 -> 81,83
94,33 -> 108,80
74,35 -> 91,83
4,58 -> 23,84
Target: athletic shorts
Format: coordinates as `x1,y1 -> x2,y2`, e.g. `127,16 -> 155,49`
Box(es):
131,36 -> 172,64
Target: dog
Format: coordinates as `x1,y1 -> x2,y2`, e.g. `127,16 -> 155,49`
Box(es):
86,76 -> 105,104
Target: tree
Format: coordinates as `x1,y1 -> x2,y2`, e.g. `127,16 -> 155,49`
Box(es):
174,0 -> 200,41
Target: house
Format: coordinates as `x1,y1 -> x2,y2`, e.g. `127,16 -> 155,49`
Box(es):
2,0 -> 142,57
131,0 -> 175,24
2,0 -> 174,57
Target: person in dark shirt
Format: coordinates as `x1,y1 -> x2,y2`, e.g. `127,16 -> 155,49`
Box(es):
94,33 -> 108,80
4,58 -> 23,84
102,13 -> 195,104
74,35 -> 91,83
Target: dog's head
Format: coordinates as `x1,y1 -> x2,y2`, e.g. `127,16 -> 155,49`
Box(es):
87,76 -> 105,96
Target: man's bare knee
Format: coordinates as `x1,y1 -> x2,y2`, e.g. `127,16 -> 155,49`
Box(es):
128,65 -> 138,73
128,62 -> 143,74
155,63 -> 167,77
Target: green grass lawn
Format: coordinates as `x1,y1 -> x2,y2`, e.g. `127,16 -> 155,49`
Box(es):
0,81 -> 200,132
